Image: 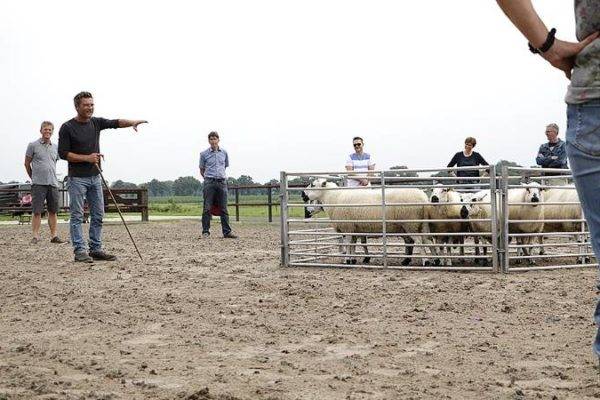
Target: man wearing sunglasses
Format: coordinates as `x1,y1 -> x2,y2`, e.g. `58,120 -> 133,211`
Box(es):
345,137 -> 375,187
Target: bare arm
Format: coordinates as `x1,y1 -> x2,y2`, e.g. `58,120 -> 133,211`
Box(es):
200,168 -> 205,178
496,0 -> 599,79
24,156 -> 32,179
118,119 -> 148,131
66,152 -> 102,164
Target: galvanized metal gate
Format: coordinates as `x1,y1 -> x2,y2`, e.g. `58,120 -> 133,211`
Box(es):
280,167 -> 597,273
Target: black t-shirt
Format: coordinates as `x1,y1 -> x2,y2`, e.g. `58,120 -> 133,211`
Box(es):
58,117 -> 119,177
447,151 -> 488,178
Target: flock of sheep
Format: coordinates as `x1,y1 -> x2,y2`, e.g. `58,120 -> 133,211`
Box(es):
301,178 -> 585,267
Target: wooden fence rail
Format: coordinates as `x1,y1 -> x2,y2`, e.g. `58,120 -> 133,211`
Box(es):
0,188 -> 149,222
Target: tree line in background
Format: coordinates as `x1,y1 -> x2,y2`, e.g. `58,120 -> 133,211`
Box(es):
108,160 -> 527,197
0,160 -> 529,195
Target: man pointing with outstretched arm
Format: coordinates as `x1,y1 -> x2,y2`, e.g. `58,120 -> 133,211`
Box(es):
58,91 -> 147,263
497,0 -> 600,360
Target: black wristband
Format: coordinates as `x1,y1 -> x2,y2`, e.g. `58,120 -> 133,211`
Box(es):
528,28 -> 557,54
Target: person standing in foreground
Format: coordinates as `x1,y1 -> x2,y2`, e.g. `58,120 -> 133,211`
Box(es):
199,131 -> 237,239
345,137 -> 375,187
24,121 -> 67,244
497,0 -> 600,357
58,91 -> 147,263
536,123 -> 568,170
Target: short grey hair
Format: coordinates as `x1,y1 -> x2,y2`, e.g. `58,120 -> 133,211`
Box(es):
546,123 -> 559,134
40,121 -> 54,130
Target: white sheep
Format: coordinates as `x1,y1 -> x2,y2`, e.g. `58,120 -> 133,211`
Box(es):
425,185 -> 470,266
464,184 -> 544,266
538,185 -> 589,263
303,179 -> 436,266
463,190 -> 495,264
507,182 -> 544,265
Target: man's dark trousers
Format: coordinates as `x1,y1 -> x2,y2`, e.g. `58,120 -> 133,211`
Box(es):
202,178 -> 232,236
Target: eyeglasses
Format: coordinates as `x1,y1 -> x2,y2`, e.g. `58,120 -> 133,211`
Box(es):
353,143 -> 362,147
464,143 -> 473,147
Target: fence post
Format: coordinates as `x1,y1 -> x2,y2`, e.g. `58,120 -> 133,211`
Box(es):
280,172 -> 289,267
488,165 -> 499,272
381,171 -> 387,268
501,166 -> 510,273
235,187 -> 240,222
140,188 -> 149,222
268,186 -> 273,223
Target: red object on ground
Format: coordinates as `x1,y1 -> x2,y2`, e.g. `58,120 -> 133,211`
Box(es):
210,205 -> 221,216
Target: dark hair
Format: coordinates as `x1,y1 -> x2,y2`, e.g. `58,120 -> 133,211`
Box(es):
74,91 -> 93,108
208,131 -> 219,139
352,136 -> 363,143
465,136 -> 477,147
40,121 -> 54,129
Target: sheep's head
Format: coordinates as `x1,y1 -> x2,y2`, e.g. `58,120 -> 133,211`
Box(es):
303,178 -> 337,201
523,182 -> 543,205
430,184 -> 454,203
464,192 -> 489,217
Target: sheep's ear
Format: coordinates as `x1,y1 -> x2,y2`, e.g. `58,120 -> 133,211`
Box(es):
321,181 -> 327,187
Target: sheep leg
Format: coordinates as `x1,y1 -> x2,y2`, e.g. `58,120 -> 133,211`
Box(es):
523,237 -> 536,265
515,238 -> 523,264
419,225 -> 439,267
361,236 -> 370,264
445,237 -> 453,266
338,234 -> 346,262
401,236 -> 414,266
340,235 -> 352,265
349,235 -> 358,265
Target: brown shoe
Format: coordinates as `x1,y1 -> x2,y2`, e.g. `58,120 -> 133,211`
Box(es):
50,236 -> 68,244
223,233 -> 238,239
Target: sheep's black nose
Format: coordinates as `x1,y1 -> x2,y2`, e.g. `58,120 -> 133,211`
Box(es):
304,207 -> 312,219
431,196 -> 439,203
460,205 -> 469,219
531,196 -> 539,203
301,191 -> 309,202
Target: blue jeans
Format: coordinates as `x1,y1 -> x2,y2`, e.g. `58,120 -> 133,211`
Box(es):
201,179 -> 232,236
565,100 -> 600,357
68,175 -> 104,253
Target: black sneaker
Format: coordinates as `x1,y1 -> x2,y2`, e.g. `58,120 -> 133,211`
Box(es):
89,250 -> 117,261
223,233 -> 238,239
50,236 -> 68,244
75,252 -> 94,263
202,232 -> 210,238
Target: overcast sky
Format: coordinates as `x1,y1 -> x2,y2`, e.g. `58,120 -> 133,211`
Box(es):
1,1 -> 576,184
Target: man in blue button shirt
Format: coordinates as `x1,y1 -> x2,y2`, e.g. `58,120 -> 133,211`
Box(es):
199,131 -> 237,238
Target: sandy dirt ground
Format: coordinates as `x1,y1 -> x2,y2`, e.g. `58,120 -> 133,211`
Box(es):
1,220 -> 600,400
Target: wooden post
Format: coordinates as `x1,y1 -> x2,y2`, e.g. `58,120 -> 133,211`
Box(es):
140,189 -> 149,222
235,187 -> 240,222
268,186 -> 273,223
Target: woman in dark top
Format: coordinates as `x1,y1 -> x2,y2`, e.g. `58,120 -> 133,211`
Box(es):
447,136 -> 489,184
